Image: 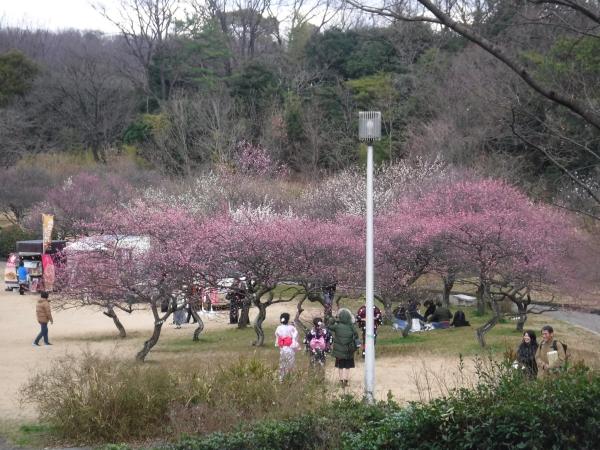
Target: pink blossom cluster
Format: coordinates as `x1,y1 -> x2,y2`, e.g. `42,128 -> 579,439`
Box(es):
234,140 -> 287,177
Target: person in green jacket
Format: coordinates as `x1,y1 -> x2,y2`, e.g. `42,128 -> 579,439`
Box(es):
328,308 -> 360,387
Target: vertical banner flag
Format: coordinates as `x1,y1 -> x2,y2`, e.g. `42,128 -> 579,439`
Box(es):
42,214 -> 54,253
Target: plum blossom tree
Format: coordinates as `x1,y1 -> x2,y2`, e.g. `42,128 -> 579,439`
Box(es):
25,171 -> 137,238
203,218 -> 296,346
56,235 -> 146,338
298,156 -> 447,219
201,216 -> 360,345
234,140 -> 288,177
412,179 -> 588,344
142,173 -> 226,217
278,218 -> 361,326
55,201 -> 219,361
374,208 -> 446,320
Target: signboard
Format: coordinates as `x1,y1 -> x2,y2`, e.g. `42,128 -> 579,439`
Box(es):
42,214 -> 54,253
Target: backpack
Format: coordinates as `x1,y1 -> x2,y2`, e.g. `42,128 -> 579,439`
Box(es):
310,335 -> 326,351
452,310 -> 470,327
552,340 -> 569,361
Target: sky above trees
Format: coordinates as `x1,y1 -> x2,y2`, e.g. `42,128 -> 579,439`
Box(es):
1,1 -> 120,33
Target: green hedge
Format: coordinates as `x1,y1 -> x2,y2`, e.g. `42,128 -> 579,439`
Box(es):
163,367 -> 600,450
343,366 -> 600,449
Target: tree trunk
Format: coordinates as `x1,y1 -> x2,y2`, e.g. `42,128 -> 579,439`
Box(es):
190,308 -> 204,341
515,301 -> 527,332
293,296 -> 307,332
136,302 -> 167,362
159,64 -> 167,101
252,303 -> 268,346
238,296 -> 251,329
91,141 -> 102,163
104,306 -> 126,338
382,299 -> 393,323
442,274 -> 455,308
136,320 -> 163,361
476,282 -> 486,315
476,300 -> 501,347
401,312 -> 413,338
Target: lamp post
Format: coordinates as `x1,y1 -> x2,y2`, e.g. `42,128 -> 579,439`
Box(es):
358,111 -> 381,403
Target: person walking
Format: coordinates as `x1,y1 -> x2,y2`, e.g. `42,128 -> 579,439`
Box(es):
328,308 -> 360,388
516,330 -> 538,379
275,313 -> 299,381
535,325 -> 567,378
33,291 -> 53,346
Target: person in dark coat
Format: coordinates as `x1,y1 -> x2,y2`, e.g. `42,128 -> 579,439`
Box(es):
327,308 -> 359,387
516,330 -> 539,378
322,283 -> 336,317
407,300 -> 425,321
427,300 -> 452,329
422,300 -> 436,319
227,280 -> 245,324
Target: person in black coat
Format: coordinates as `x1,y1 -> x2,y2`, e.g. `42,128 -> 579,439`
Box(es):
422,300 -> 436,319
516,330 -> 539,379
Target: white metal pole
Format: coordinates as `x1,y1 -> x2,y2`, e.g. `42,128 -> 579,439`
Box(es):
365,144 -> 375,403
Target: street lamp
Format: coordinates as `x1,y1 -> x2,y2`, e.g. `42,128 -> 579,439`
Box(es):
358,111 -> 381,403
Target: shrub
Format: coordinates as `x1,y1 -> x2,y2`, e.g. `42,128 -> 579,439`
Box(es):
165,399 -> 401,450
0,225 -> 35,257
21,353 -> 328,443
169,356 -> 328,435
21,352 -> 178,442
342,365 -> 600,449
164,365 -> 600,450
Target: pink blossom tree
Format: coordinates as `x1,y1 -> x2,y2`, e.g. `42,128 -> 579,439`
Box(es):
277,218 -> 362,327
413,179 -> 588,344
200,217 -> 360,345
233,140 -> 288,177
203,218 -> 297,346
25,171 -> 136,238
55,201 -> 219,361
374,208 -> 446,320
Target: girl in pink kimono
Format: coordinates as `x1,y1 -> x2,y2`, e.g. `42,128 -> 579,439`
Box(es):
275,312 -> 298,381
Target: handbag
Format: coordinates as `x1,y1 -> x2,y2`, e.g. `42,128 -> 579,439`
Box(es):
354,337 -> 362,349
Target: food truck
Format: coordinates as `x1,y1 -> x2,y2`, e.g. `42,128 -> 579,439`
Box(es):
4,240 -> 66,292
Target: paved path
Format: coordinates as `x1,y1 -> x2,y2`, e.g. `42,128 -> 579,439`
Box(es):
545,309 -> 600,335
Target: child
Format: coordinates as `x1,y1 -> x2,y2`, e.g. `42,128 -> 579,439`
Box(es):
304,317 -> 333,368
275,313 -> 299,381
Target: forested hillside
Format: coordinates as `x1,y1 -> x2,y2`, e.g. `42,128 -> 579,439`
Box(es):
0,0 -> 598,220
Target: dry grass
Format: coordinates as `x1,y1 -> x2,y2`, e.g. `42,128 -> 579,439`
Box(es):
20,351 -> 329,443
